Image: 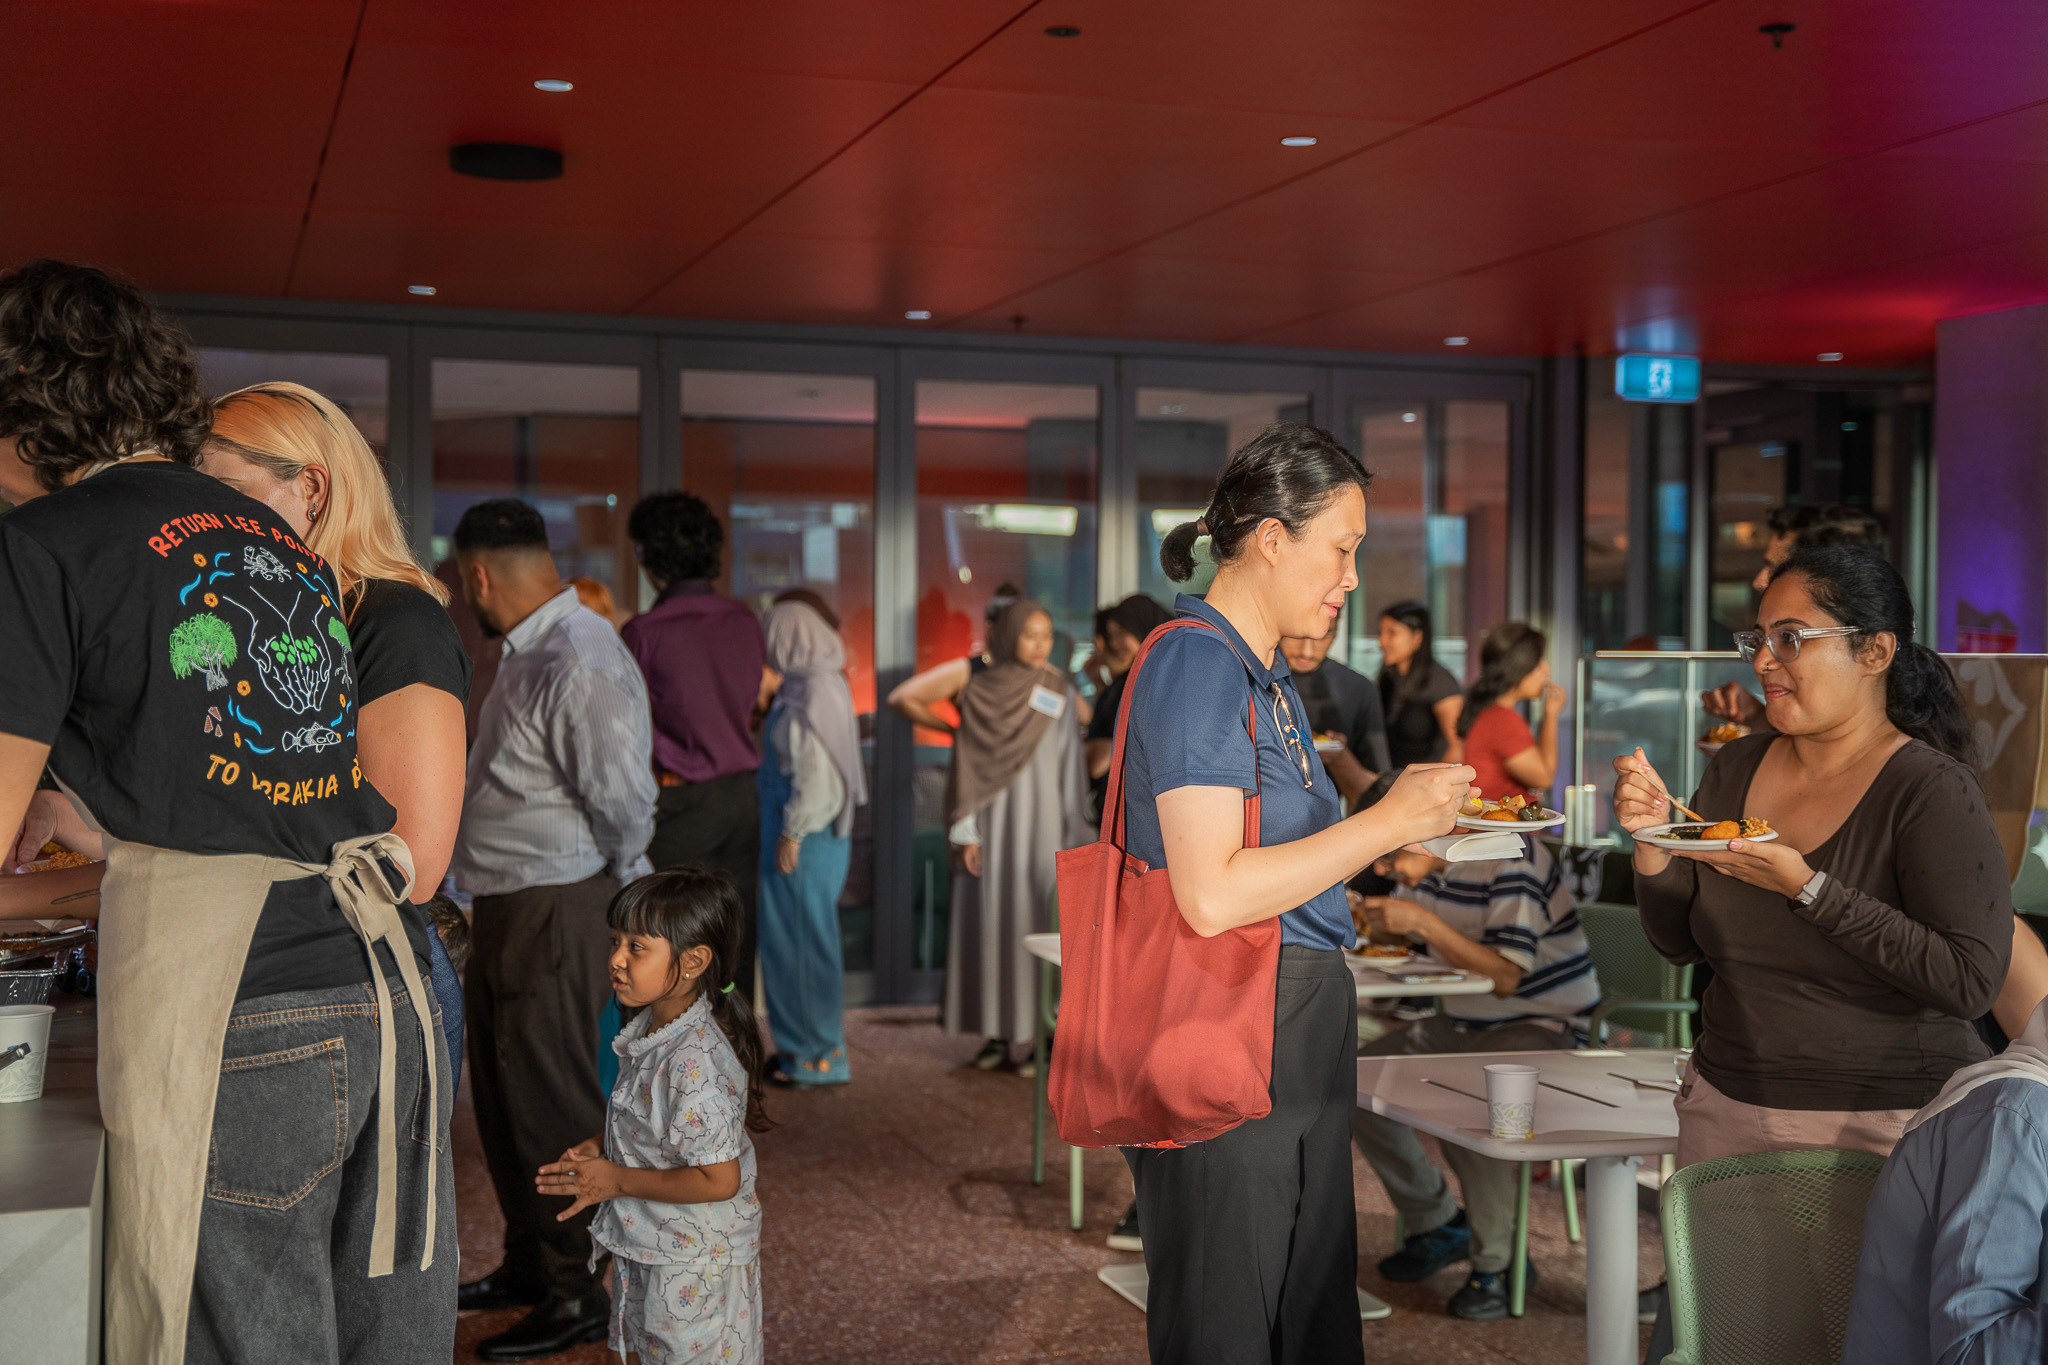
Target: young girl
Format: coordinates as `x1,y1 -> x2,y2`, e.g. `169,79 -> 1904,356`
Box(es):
537,869 -> 772,1364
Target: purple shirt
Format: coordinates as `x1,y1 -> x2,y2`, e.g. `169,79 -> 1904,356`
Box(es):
623,582 -> 765,783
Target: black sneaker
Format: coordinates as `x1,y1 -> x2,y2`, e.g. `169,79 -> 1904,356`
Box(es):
1447,1260 -> 1538,1321
1106,1201 -> 1142,1252
1375,1209 -> 1470,1282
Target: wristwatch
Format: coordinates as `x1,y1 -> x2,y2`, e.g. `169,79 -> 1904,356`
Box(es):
1794,870 -> 1827,907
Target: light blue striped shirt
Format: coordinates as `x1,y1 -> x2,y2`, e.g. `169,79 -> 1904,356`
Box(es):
1396,842 -> 1601,1026
453,586 -> 657,897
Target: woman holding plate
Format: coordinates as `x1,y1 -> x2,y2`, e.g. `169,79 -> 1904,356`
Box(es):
1613,544 -> 2011,1169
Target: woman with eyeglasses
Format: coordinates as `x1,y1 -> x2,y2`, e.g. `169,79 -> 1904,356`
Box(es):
1613,543 -> 2012,1171
1116,423 -> 1473,1365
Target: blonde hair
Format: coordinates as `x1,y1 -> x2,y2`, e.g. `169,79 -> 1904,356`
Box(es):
204,382 -> 445,616
569,575 -> 620,628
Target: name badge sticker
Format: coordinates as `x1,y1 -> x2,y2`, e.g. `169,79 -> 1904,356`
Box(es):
1028,684 -> 1066,719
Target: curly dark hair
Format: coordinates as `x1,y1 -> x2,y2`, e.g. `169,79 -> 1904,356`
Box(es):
628,490 -> 724,584
452,497 -> 549,554
0,259 -> 210,490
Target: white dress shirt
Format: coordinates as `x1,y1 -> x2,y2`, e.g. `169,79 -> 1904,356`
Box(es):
453,586 -> 657,896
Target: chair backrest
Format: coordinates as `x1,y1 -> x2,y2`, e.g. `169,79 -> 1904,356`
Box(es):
1579,901 -> 1691,1045
1660,1148 -> 1886,1365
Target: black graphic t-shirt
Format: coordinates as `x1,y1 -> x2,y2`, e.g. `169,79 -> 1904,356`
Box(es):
0,462 -> 424,997
350,578 -> 473,709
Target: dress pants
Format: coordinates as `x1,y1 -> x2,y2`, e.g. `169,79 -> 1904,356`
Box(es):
649,771 -> 762,1004
1351,1013 -> 1572,1272
1123,946 -> 1365,1365
466,872 -> 618,1301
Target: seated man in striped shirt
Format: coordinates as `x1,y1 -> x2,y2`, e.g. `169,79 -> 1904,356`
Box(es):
1350,840 -> 1602,1320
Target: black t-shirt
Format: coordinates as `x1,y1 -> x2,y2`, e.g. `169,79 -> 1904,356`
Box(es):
1290,658 -> 1390,775
1085,672 -> 1129,815
1379,659 -> 1463,769
0,462 -> 416,998
351,578 -> 473,709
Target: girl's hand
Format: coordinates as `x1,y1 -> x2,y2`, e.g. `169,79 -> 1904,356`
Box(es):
1376,762 -> 1476,847
1541,681 -> 1567,716
537,1148 -> 622,1221
1610,747 -> 1674,835
1669,837 -> 1814,900
961,843 -> 983,878
776,836 -> 802,876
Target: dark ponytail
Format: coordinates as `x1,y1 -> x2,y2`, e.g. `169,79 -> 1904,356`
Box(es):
1160,422 -> 1371,582
1772,544 -> 1973,764
1379,599 -> 1437,706
608,869 -> 775,1134
1457,622 -> 1547,738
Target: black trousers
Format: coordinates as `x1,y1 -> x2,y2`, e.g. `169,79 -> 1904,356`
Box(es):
466,872 -> 618,1301
648,771 -> 761,1004
1123,946 -> 1364,1365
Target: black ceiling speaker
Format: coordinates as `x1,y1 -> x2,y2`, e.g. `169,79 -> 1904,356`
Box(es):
449,142 -> 563,181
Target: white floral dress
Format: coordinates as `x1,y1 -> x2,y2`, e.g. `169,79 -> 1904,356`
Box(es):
590,995 -> 762,1364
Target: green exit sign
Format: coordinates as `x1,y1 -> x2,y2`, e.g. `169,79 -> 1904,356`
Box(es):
1615,354 -> 1700,403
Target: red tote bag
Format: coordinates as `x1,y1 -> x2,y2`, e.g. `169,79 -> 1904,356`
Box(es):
1048,619 -> 1281,1149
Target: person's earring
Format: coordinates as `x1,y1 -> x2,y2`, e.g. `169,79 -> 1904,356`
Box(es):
309,504 -> 322,521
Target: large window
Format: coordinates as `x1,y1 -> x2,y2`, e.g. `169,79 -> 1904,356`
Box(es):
1135,388 -> 1308,607
911,379 -> 1099,972
195,349 -> 390,460
1344,399 -> 1511,683
682,369 -> 878,983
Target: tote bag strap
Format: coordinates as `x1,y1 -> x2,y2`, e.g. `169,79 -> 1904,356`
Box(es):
1102,618 -> 1264,857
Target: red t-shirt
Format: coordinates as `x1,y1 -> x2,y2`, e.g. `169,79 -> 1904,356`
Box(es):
1464,703 -> 1537,804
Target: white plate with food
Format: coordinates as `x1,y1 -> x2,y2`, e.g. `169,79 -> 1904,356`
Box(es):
1454,795 -> 1565,832
1313,735 -> 1347,754
1632,819 -> 1778,851
1349,946 -> 1415,971
1697,724 -> 1750,756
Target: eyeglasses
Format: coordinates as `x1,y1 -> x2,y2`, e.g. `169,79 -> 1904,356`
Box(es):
1267,685 -> 1315,790
1732,625 -> 1860,663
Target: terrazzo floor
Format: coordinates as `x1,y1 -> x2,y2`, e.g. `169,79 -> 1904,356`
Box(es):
453,1006 -> 1662,1363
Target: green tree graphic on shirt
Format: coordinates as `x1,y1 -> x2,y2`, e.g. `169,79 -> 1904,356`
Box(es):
168,612 -> 238,691
327,616 -> 351,651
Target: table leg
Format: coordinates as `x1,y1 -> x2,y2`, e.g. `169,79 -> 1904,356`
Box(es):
1583,1155 -> 1642,1365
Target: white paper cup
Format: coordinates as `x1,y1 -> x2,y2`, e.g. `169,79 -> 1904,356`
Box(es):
1483,1063 -> 1539,1140
0,1004 -> 54,1103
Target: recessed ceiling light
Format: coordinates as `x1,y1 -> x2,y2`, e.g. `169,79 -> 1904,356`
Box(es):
1817,351 -> 1843,362
407,284 -> 437,296
1044,25 -> 1081,37
533,78 -> 574,93
904,309 -> 932,320
1280,136 -> 1318,147
1402,412 -> 1418,423
1444,336 -> 1470,346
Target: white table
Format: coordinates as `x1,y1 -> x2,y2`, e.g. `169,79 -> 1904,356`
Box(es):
1024,935 -> 1498,1005
1357,1048 -> 1679,1365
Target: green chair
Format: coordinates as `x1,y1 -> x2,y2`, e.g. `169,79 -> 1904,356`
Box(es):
1030,888 -> 1084,1230
1581,901 -> 1697,1049
1659,1148 -> 1885,1365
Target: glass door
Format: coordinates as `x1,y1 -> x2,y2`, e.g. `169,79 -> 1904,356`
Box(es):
910,376 -> 1100,975
681,367 -> 880,999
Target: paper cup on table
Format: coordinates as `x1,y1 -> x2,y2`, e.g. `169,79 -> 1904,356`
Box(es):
1483,1063 -> 1539,1140
0,1004 -> 54,1103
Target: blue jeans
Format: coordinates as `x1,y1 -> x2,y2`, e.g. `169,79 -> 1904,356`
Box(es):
187,981 -> 457,1364
425,919 -> 464,1094
757,757 -> 851,1081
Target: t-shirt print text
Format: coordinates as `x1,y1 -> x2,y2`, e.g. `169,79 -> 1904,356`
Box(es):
159,509 -> 359,804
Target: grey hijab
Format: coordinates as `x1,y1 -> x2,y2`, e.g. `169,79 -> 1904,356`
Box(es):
765,599 -> 868,811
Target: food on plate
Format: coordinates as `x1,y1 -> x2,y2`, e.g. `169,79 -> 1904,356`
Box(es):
1360,943 -> 1412,959
1702,723 -> 1750,745
28,842 -> 94,871
1466,793 -> 1552,822
1664,818 -> 1774,841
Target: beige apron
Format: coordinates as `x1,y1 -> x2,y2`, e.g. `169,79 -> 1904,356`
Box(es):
94,831 -> 439,1365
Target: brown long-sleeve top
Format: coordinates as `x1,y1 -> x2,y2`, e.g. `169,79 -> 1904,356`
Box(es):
1635,734 -> 2012,1112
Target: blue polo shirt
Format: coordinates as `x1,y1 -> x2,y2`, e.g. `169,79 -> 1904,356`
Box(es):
1119,593 -> 1353,951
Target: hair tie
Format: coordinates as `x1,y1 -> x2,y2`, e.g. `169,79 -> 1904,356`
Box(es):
720,982 -> 736,995
1193,518 -> 1209,536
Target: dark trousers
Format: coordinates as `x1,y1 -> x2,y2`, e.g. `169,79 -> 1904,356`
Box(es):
189,982 -> 457,1365
1123,946 -> 1365,1365
648,771 -> 761,1004
466,873 -> 618,1301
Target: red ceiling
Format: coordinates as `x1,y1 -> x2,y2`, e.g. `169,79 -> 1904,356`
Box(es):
9,0 -> 2048,363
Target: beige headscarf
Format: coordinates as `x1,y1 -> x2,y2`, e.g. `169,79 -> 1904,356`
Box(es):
947,598 -> 1067,825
